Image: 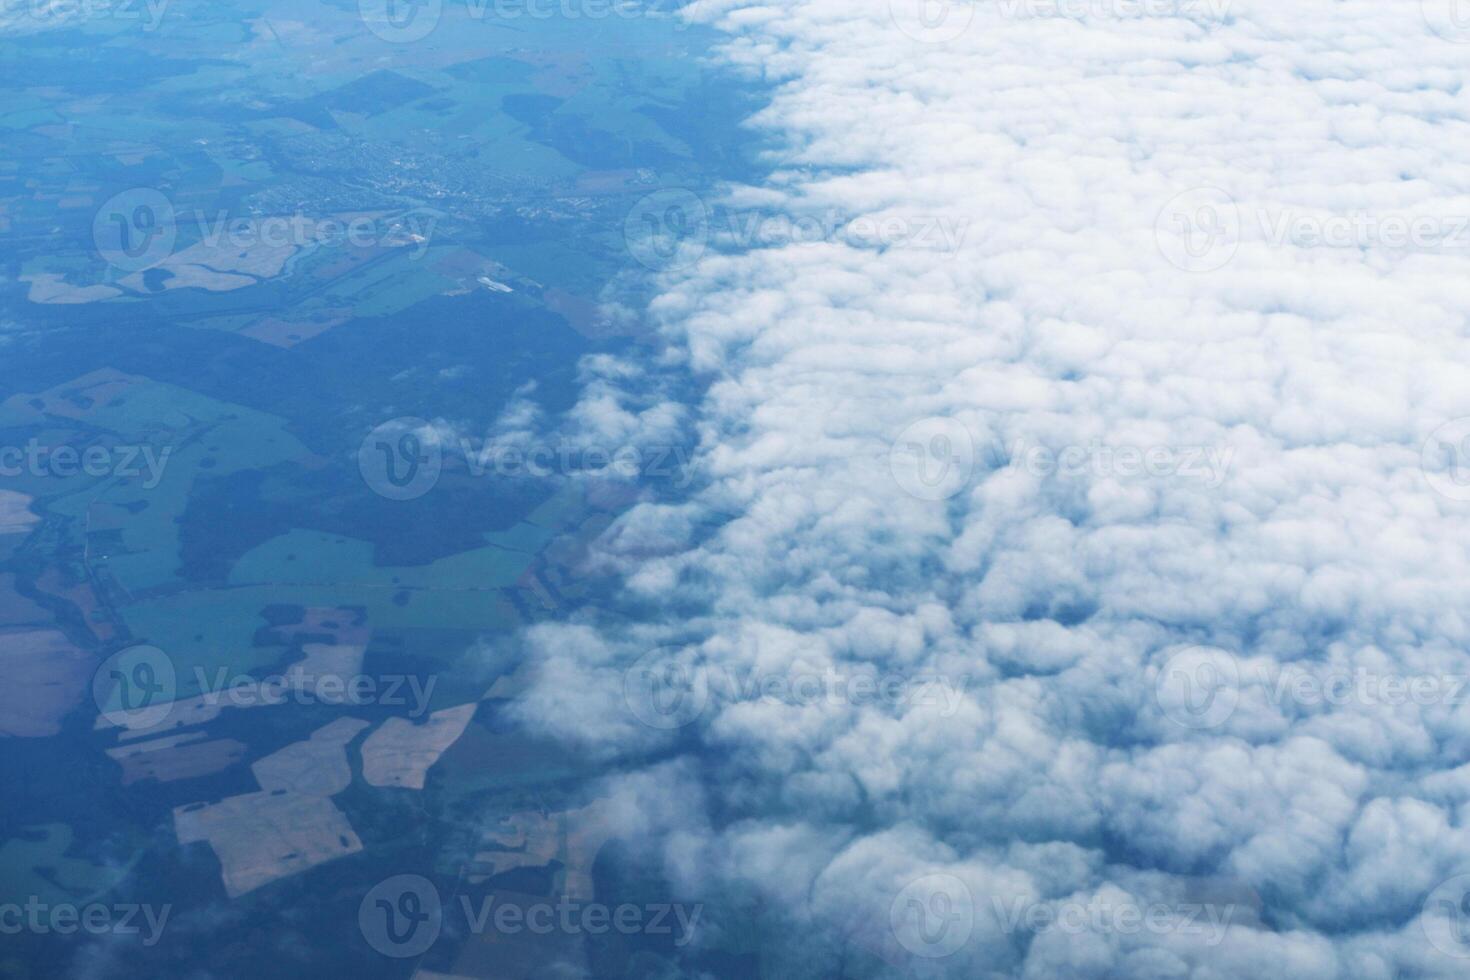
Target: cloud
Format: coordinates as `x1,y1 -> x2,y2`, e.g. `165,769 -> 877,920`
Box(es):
511,1 -> 1470,975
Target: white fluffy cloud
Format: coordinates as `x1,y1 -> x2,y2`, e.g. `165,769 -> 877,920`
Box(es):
513,1 -> 1470,974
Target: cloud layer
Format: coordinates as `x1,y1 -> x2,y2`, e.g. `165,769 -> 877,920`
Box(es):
514,1 -> 1470,975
